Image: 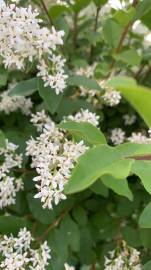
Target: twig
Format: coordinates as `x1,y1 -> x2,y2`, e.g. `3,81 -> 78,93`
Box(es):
36,210 -> 68,241
127,155 -> 151,161
40,0 -> 53,26
106,0 -> 138,78
142,65 -> 151,81
89,5 -> 101,60
90,263 -> 96,270
134,63 -> 146,79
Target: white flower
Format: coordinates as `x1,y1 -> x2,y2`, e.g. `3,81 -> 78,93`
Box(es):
123,114 -> 136,126
104,243 -> 141,270
30,110 -> 53,132
0,228 -> 51,270
0,88 -> 33,115
0,139 -> 23,208
0,3 -> 67,94
37,55 -> 68,94
26,112 -> 88,209
64,263 -> 75,270
103,90 -> 121,106
56,0 -> 75,7
65,109 -> 99,126
110,128 -> 125,145
108,0 -> 132,10
76,64 -> 96,78
128,132 -> 151,144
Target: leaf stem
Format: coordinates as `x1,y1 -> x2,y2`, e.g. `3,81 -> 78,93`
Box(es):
40,0 -> 53,26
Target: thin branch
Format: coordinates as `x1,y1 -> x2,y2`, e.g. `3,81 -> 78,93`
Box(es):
89,5 -> 101,60
90,263 -> 96,270
106,0 -> 138,78
36,210 -> 68,241
40,0 -> 53,26
127,155 -> 151,161
142,65 -> 151,81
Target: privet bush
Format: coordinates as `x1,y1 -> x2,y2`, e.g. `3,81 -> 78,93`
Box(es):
1,0 -> 151,269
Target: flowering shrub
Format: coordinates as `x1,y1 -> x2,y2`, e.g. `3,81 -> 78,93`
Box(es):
1,0 -> 151,269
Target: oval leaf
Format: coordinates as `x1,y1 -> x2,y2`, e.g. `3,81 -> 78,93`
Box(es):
64,145 -> 133,194
108,76 -> 151,127
9,78 -> 37,96
38,79 -> 64,114
58,121 -> 106,145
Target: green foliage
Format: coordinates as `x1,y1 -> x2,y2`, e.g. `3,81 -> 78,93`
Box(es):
64,144 -> 134,194
58,121 -> 106,145
67,75 -> 101,90
9,78 -> 38,96
1,0 -> 151,268
38,79 -> 64,114
108,77 -> 151,126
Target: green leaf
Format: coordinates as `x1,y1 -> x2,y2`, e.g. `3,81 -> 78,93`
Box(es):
114,8 -> 135,27
64,145 -> 133,194
0,130 -> 6,148
139,202 -> 151,228
72,207 -> 88,226
72,0 -> 91,13
103,19 -> 123,48
107,76 -> 151,127
93,0 -> 107,7
38,79 -> 64,114
101,175 -> 133,201
49,5 -> 70,20
116,142 -> 151,157
60,215 -> 80,252
27,193 -> 56,225
9,78 -> 37,96
0,216 -> 32,235
67,75 -> 101,90
132,161 -> 151,195
114,49 -> 141,66
90,180 -> 109,197
58,121 -> 106,145
0,67 -> 8,87
121,226 -> 141,247
143,260 -> 151,270
134,0 -> 151,20
140,228 -> 151,248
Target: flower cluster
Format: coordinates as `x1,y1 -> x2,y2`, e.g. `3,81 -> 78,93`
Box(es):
64,263 -> 75,270
56,0 -> 75,7
123,114 -> 136,126
65,109 -> 99,126
0,84 -> 32,115
100,80 -> 121,106
0,227 -> 51,270
0,139 -> 23,208
76,64 -> 96,78
26,111 -> 87,209
104,242 -> 141,270
0,3 -> 67,94
102,89 -> 121,106
128,132 -> 151,144
110,128 -> 125,145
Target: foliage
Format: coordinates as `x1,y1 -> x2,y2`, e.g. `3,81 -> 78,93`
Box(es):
1,0 -> 151,269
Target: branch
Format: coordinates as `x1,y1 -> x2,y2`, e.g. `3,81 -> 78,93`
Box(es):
106,0 -> 138,77
36,210 -> 69,241
40,0 -> 53,26
89,5 -> 101,60
127,155 -> 151,161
